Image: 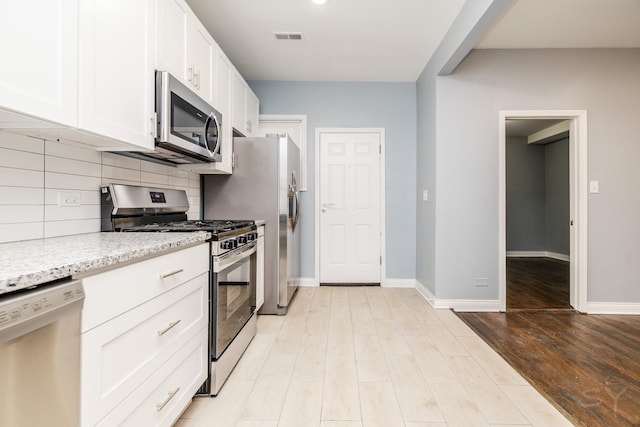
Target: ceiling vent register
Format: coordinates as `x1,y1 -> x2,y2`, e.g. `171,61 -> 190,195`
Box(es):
274,32 -> 304,41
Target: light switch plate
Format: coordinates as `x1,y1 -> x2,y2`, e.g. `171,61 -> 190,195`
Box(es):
589,180 -> 599,194
422,190 -> 429,201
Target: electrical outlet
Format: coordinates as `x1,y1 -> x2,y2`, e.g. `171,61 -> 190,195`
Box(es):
422,190 -> 429,201
474,278 -> 488,287
58,191 -> 82,207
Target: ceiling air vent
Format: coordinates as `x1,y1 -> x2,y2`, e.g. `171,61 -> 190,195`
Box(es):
274,32 -> 303,41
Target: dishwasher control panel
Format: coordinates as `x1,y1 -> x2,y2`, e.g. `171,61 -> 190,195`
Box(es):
0,279 -> 85,344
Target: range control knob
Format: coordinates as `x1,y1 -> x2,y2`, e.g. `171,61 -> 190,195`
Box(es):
247,232 -> 257,241
237,235 -> 248,244
221,239 -> 236,250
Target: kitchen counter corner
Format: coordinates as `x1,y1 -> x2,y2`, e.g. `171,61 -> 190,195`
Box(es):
0,232 -> 210,295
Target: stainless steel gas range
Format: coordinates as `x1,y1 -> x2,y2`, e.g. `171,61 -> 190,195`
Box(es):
101,183 -> 257,396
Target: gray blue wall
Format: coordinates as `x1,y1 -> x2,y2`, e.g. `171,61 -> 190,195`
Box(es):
417,48 -> 640,303
506,136 -> 546,252
248,81 -> 417,281
506,136 -> 569,255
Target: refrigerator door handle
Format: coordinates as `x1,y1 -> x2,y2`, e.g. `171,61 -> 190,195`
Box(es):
288,172 -> 300,231
293,187 -> 300,230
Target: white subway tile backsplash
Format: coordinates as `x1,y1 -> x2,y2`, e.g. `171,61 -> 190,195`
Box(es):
45,140 -> 102,163
168,167 -> 190,179
44,219 -> 101,239
0,147 -> 44,171
140,171 -> 170,186
0,132 -> 201,242
0,132 -> 45,154
0,167 -> 44,188
0,223 -> 43,243
46,156 -> 101,177
45,205 -> 100,222
168,176 -> 189,188
46,172 -> 102,191
0,206 -> 44,224
102,152 -> 141,169
140,160 -> 169,174
102,164 -> 142,182
0,187 -> 44,205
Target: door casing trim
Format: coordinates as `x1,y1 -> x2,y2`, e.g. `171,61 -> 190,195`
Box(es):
314,128 -> 386,285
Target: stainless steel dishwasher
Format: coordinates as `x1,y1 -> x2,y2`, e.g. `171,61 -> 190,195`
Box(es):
0,278 -> 85,427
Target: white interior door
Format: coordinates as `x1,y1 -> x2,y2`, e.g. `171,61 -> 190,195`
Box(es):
319,131 -> 381,283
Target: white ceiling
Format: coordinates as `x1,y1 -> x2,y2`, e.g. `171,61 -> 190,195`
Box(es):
187,0 -> 640,82
186,0 -> 465,82
477,0 -> 640,49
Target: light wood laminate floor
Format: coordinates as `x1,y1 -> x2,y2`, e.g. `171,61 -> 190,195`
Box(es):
176,287 -> 571,427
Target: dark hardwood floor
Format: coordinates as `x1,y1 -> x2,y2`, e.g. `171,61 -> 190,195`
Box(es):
458,257 -> 640,426
507,257 -> 571,310
457,311 -> 640,426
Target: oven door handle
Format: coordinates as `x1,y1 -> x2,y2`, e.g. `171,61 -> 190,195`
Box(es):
215,241 -> 257,272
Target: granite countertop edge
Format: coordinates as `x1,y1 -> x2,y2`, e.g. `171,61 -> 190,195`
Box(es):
0,232 -> 210,295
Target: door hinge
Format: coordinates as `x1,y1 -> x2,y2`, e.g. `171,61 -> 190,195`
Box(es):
380,255 -> 382,265
379,144 -> 381,154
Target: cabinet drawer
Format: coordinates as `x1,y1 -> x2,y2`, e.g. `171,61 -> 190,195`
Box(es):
97,326 -> 208,427
81,274 -> 207,426
82,243 -> 208,332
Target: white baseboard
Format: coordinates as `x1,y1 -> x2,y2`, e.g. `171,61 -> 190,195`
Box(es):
415,280 -> 499,312
506,251 -> 570,262
298,277 -> 319,287
415,280 -> 435,306
382,278 -> 416,288
585,302 -> 640,315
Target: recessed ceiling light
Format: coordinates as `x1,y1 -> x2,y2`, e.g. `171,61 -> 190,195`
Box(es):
311,0 -> 329,5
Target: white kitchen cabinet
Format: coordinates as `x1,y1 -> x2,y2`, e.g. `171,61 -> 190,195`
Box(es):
0,0 -> 78,127
78,0 -> 156,151
231,71 -> 259,137
178,46 -> 234,174
156,0 -> 215,104
246,89 -> 260,137
80,243 -> 209,427
256,225 -> 265,311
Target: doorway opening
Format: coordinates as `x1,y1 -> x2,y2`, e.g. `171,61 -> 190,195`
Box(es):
499,111 -> 588,312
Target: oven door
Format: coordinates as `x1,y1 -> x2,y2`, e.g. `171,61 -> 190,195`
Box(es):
212,241 -> 257,359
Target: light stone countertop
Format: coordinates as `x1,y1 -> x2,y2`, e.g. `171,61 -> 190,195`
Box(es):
255,219 -> 266,227
0,232 -> 210,295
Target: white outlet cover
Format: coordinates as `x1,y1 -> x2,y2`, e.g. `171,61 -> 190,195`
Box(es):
422,190 -> 428,201
58,191 -> 82,207
589,180 -> 599,194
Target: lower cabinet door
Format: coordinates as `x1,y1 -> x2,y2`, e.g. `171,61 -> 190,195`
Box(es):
97,325 -> 208,427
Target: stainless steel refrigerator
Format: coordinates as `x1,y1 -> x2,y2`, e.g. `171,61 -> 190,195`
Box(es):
203,134 -> 300,315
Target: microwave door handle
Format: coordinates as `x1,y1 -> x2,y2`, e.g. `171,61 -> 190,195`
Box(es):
204,113 -> 221,156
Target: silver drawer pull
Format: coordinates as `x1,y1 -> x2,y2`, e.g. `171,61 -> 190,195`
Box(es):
156,387 -> 180,411
157,319 -> 181,336
159,269 -> 184,279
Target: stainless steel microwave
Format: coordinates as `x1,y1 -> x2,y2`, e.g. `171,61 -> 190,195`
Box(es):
153,70 -> 222,163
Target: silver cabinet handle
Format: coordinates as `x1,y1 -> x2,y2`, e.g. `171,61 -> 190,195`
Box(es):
156,387 -> 180,411
157,319 -> 181,336
159,269 -> 183,279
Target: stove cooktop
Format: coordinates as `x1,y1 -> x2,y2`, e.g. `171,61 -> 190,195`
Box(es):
121,219 -> 255,235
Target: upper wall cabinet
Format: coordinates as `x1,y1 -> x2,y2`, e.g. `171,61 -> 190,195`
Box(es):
0,1 -> 78,127
78,0 -> 156,151
157,0 -> 215,104
0,0 -> 155,152
232,71 -> 259,137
